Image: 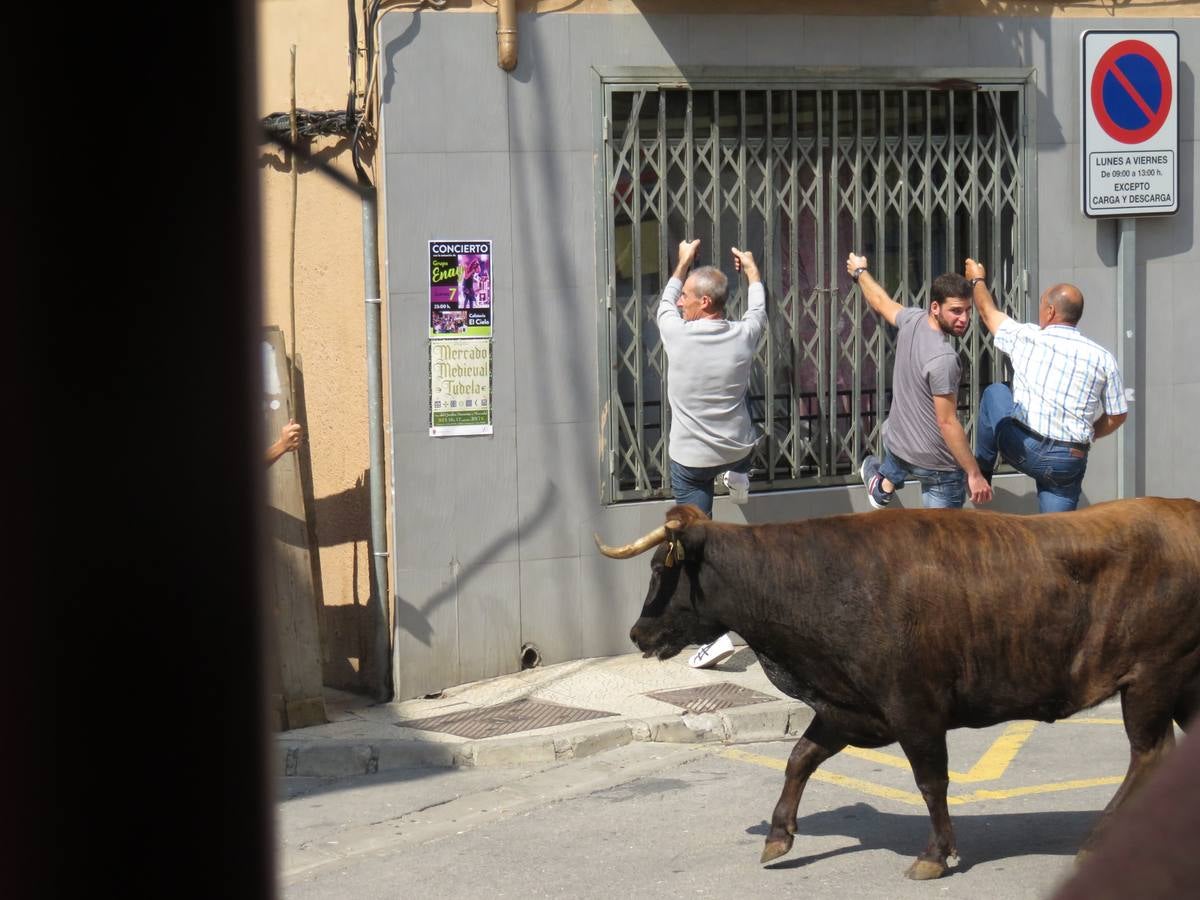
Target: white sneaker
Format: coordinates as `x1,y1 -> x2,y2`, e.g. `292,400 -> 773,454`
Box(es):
722,471 -> 750,504
688,633 -> 736,669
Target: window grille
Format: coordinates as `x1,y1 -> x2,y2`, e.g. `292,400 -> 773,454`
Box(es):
599,75 -> 1034,502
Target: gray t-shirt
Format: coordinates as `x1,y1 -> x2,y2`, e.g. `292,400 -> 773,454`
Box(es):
881,306 -> 961,471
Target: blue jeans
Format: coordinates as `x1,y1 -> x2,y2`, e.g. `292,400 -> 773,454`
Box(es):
670,453 -> 752,518
975,383 -> 1088,513
879,446 -> 966,509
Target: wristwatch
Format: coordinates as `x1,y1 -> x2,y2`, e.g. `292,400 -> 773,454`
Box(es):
851,267 -> 867,282
969,277 -> 985,287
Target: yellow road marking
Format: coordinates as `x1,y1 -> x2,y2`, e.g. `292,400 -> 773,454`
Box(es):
836,721 -> 1036,783
722,748 -> 925,806
812,770 -> 929,806
1061,718 -> 1124,725
720,747 -> 1124,806
957,777 -> 1124,801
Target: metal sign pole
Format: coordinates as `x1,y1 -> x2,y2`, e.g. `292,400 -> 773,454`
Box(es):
1116,217 -> 1137,499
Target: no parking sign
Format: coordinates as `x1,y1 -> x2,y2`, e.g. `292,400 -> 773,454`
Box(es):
1081,30 -> 1178,217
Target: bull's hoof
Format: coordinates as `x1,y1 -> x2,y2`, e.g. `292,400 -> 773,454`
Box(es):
760,836 -> 794,864
904,858 -> 947,880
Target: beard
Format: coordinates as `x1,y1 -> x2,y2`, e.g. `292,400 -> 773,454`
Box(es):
935,312 -> 965,336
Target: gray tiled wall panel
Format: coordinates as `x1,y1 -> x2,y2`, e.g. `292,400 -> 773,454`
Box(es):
516,421 -> 602,562
446,426 -> 521,565
388,428 -> 520,568
388,292 -> 436,431
1035,18 -> 1086,147
507,15 -> 575,153
1171,383 -> 1200,500
1141,386 -> 1173,499
1142,260 -> 1174,389
456,560 -> 521,684
579,551 -> 642,661
390,430 -> 462,571
687,15 -> 749,67
379,11 -> 509,154
1067,264 -> 1121,351
1169,262 -> 1200,382
856,16 -> 924,68
1036,146 -> 1074,264
392,565 -> 460,700
519,556 -> 583,666
513,289 -> 598,427
1175,21 -> 1197,144
382,152 -> 514,298
508,151 -> 583,294
1082,437 -> 1121,507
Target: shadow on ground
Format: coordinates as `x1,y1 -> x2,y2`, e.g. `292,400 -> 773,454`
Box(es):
749,801 -> 1093,874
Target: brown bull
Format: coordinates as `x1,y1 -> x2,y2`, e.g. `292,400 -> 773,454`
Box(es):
596,497 -> 1200,880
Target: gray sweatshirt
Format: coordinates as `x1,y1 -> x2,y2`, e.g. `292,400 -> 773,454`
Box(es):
657,277 -> 767,467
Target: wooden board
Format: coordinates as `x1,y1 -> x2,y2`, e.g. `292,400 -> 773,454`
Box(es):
263,327 -> 326,730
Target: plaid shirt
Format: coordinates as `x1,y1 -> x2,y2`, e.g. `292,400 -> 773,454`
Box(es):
995,319 -> 1127,445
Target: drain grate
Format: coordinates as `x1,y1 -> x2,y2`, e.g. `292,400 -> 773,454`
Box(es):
396,697 -> 615,739
645,682 -> 778,715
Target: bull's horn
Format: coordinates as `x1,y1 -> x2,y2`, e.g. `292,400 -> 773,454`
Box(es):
594,519 -> 683,559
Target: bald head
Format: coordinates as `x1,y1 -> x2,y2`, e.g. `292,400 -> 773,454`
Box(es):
1046,283 -> 1084,325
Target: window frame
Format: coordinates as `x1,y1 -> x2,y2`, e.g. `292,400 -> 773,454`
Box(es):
593,67 -> 1039,505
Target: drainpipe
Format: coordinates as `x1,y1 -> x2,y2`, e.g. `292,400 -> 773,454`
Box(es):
497,0 -> 517,71
361,189 -> 391,701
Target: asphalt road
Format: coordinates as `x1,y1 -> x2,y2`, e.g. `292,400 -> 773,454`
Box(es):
278,697 -> 1169,899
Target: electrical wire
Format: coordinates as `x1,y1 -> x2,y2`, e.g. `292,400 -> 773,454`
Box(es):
351,0 -> 442,184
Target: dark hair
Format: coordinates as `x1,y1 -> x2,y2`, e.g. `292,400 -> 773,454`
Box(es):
690,266 -> 729,312
930,273 -> 973,306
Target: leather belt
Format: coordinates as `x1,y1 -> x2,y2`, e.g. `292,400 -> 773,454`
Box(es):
1011,418 -> 1090,453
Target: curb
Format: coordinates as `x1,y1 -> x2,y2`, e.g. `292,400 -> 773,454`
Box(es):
277,700 -> 814,777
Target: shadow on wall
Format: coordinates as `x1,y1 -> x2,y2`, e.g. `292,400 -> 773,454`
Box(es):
393,481 -> 560,648
258,136 -> 354,177
379,9 -> 425,108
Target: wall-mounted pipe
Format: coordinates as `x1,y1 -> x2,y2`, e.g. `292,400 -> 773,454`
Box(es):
497,0 -> 517,71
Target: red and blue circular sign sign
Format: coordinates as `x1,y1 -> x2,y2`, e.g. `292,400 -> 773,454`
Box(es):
1090,39 -> 1172,144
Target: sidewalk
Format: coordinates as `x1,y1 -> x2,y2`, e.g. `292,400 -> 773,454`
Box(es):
277,646 -> 813,777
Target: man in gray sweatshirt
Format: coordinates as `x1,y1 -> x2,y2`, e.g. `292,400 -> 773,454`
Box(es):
659,238 -> 766,668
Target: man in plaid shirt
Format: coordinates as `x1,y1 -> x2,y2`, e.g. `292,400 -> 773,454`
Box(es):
966,259 -> 1127,512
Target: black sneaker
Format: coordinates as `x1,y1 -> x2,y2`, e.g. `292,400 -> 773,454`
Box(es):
859,454 -> 894,510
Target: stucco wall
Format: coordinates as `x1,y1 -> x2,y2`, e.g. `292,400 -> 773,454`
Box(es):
259,0 -> 380,691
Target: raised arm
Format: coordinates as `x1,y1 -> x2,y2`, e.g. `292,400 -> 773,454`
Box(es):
730,246 -> 761,286
672,239 -> 700,282
847,253 -> 904,327
731,246 -> 767,342
658,239 -> 701,328
963,259 -> 1010,335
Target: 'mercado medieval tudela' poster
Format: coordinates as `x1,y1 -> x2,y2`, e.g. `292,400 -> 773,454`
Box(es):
428,240 -> 493,436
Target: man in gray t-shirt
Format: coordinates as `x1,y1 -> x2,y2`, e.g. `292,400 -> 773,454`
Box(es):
846,252 -> 993,510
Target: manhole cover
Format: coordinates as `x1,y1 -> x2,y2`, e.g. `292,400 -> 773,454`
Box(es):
397,697 -> 614,739
645,682 -> 777,714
